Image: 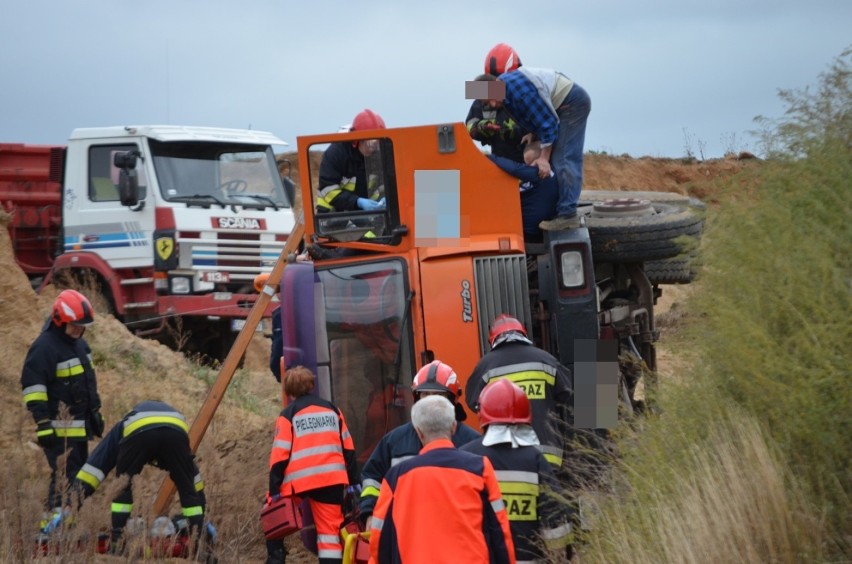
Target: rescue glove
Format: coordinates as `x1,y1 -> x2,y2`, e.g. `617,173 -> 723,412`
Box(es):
89,409 -> 105,438
500,118 -> 518,140
343,485 -> 361,519
476,118 -> 501,136
36,419 -> 57,449
266,491 -> 282,506
346,485 -> 362,496
357,197 -> 384,212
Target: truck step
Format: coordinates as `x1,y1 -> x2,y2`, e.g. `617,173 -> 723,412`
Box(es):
120,277 -> 154,285
123,301 -> 158,310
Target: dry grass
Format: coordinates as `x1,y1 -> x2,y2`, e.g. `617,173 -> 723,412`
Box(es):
579,408 -> 823,564
0,291 -> 283,562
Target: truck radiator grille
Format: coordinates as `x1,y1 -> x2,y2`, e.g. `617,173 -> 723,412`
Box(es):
473,255 -> 533,357
178,231 -> 285,284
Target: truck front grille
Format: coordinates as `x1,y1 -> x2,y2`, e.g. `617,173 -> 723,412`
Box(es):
473,255 -> 532,356
178,231 -> 285,285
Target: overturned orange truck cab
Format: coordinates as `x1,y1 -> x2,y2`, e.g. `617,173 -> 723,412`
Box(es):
278,123 -> 695,463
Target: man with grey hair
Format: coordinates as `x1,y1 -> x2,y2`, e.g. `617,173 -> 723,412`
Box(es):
369,395 -> 516,563
410,392 -> 456,441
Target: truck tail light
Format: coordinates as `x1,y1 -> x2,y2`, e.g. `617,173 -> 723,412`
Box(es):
554,242 -> 593,297
560,251 -> 584,288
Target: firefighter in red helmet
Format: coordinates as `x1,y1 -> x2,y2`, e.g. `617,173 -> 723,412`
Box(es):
21,289 -> 104,525
466,314 -> 573,470
466,43 -> 529,163
351,108 -> 386,132
316,108 -> 388,213
462,379 -> 573,562
485,42 -> 523,76
476,57 -> 592,231
357,360 -> 480,530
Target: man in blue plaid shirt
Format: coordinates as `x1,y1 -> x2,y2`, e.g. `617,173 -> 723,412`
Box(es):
479,69 -> 591,231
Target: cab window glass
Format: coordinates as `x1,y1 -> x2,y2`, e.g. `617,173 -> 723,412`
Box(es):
88,144 -> 146,202
317,259 -> 413,465
310,138 -> 398,244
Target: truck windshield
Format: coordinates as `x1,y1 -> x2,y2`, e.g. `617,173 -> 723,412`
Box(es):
316,259 -> 414,465
149,140 -> 291,208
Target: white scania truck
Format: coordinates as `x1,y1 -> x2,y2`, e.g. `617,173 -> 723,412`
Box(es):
1,125 -> 297,361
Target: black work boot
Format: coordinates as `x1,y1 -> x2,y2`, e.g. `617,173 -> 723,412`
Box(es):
265,539 -> 287,564
539,213 -> 581,231
108,529 -> 126,555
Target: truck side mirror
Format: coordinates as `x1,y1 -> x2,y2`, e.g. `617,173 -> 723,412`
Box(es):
114,151 -> 141,207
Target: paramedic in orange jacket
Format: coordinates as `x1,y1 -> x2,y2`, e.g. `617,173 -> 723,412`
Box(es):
267,366 -> 358,564
369,394 -> 515,564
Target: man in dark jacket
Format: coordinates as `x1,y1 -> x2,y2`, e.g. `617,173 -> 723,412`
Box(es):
21,289 -> 104,514
462,379 -> 573,563
315,109 -> 387,213
74,400 -> 206,550
269,305 -> 283,382
466,43 -> 529,163
465,315 -> 573,470
357,361 -> 480,528
466,98 -> 528,163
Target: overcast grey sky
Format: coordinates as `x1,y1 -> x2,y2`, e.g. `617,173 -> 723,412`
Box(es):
1,1 -> 849,158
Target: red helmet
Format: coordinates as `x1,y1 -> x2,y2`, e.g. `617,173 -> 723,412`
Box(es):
51,289 -> 94,327
484,43 -> 522,76
488,314 -> 528,348
413,360 -> 461,398
478,379 -> 532,426
351,109 -> 386,132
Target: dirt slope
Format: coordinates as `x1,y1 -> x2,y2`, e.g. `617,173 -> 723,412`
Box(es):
0,153 -> 757,562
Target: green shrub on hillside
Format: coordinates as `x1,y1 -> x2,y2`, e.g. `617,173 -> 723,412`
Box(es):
753,46 -> 851,158
693,49 -> 851,538
579,47 -> 851,563
692,136 -> 851,541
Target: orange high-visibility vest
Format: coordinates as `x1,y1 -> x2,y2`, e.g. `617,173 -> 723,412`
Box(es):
269,395 -> 356,495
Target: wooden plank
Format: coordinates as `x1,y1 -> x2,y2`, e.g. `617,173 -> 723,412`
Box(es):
152,220 -> 304,516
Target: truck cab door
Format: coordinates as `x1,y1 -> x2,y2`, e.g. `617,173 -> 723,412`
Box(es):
63,141 -> 154,269
279,258 -> 415,467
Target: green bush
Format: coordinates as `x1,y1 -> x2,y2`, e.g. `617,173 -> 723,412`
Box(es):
693,47 -> 851,539
691,136 -> 851,540
579,46 -> 851,562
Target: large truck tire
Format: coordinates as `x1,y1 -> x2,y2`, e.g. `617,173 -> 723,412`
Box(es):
580,191 -> 705,278
584,202 -> 703,263
582,190 -> 706,210
644,253 -> 699,284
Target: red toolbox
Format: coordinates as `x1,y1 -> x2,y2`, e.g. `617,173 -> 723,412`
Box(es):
261,496 -> 303,540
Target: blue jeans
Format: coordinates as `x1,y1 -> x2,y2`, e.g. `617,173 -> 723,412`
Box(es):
552,83 -> 591,217
488,154 -> 559,238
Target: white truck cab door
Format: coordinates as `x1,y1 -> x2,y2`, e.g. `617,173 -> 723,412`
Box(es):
63,141 -> 154,269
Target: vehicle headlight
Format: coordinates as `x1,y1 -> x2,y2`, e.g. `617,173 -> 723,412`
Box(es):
560,251 -> 584,288
170,276 -> 192,294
